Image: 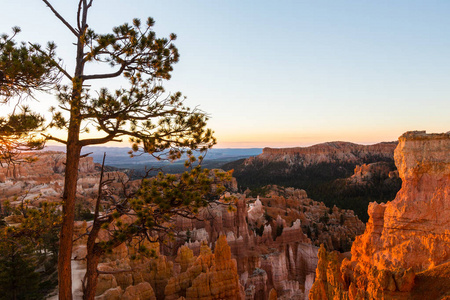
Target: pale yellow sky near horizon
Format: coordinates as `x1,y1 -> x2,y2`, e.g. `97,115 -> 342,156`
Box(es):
2,1 -> 449,149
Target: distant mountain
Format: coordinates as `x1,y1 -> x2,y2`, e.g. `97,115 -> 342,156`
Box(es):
222,141 -> 400,221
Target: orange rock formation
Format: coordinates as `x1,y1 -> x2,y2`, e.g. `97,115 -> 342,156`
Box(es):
165,236 -> 244,300
309,131 -> 450,300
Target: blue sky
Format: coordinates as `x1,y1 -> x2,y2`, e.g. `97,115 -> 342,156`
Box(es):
2,1 -> 450,147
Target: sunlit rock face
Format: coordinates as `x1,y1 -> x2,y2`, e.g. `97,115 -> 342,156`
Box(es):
309,131 -> 450,300
352,131 -> 450,271
165,236 -> 244,300
0,151 -> 128,209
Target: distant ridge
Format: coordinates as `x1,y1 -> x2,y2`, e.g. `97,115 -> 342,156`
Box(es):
251,141 -> 398,168
222,140 -> 400,221
261,141 -> 397,155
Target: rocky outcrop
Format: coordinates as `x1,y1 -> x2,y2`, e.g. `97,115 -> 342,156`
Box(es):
122,282 -> 156,300
165,236 -> 244,300
309,131 -> 450,300
352,131 -> 450,272
347,161 -> 397,185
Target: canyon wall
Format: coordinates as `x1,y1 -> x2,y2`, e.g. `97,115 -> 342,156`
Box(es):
255,141 -> 397,167
0,151 -> 95,182
170,195 -> 319,299
309,131 -> 450,300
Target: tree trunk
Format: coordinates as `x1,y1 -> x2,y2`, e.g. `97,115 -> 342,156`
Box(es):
58,74 -> 84,300
57,1 -> 86,294
82,250 -> 101,300
58,137 -> 81,300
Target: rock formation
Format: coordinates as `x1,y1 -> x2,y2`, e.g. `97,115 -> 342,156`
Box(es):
223,141 -> 399,222
165,184 -> 365,299
78,182 -> 363,299
171,198 -> 318,299
347,161 -> 398,185
165,236 -> 244,300
0,151 -> 128,209
249,186 -> 365,251
309,131 -> 450,300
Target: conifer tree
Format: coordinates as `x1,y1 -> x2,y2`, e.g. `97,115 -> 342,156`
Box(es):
4,1 -> 216,299
0,201 -> 61,300
0,27 -> 59,163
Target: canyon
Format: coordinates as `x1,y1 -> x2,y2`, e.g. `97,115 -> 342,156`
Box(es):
223,141 -> 401,223
1,131 -> 448,299
0,149 -> 364,299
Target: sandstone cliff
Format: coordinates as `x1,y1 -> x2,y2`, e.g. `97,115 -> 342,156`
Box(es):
309,131 -> 450,300
165,236 -> 244,300
170,196 -> 318,299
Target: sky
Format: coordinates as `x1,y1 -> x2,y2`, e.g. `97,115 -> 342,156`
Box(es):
2,1 -> 450,148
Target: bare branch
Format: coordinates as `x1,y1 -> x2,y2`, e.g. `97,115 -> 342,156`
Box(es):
82,63 -> 126,80
41,0 -> 79,37
76,0 -> 82,31
79,134 -> 122,147
42,134 -> 67,145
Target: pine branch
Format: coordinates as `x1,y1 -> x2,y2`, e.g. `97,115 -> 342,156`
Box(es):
29,43 -> 72,80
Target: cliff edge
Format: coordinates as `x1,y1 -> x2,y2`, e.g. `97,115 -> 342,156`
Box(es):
309,131 -> 450,300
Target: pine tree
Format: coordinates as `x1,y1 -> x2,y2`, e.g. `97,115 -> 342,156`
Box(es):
0,27 -> 59,163
0,201 -> 61,300
0,233 -> 41,300
3,1 -> 216,299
